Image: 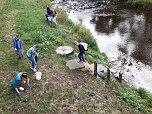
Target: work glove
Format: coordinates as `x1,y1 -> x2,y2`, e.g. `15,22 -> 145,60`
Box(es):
26,83 -> 30,88
17,92 -> 21,97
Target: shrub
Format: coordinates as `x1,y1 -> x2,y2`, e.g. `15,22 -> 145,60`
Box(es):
118,87 -> 144,108
136,88 -> 148,99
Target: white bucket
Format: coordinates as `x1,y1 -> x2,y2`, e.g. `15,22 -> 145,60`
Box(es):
35,72 -> 42,80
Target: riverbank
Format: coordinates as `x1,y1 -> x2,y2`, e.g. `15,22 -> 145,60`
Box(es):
116,0 -> 152,10
0,0 -> 152,113
128,0 -> 152,10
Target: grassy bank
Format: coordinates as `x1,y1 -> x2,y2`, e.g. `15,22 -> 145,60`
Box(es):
128,0 -> 152,4
0,0 -> 152,113
114,0 -> 152,10
127,0 -> 152,10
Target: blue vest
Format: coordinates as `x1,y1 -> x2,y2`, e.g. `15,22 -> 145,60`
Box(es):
11,72 -> 23,89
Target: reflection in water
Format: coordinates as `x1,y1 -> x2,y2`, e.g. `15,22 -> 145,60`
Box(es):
55,0 -> 152,93
93,11 -> 152,66
91,15 -> 121,34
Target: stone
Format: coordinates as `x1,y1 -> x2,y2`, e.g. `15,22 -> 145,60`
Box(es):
66,59 -> 85,70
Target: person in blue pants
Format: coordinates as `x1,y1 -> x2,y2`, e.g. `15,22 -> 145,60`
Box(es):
27,45 -> 40,72
74,40 -> 85,62
13,34 -> 23,56
11,72 -> 30,97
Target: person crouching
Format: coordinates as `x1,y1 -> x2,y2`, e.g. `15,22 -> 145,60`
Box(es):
11,72 -> 30,97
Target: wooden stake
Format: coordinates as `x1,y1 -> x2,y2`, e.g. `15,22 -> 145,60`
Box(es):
107,68 -> 110,80
119,72 -> 122,83
94,62 -> 97,76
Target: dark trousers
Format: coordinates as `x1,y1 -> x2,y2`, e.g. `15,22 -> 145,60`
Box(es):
78,52 -> 84,62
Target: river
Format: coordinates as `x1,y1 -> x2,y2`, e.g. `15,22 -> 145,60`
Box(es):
53,0 -> 152,93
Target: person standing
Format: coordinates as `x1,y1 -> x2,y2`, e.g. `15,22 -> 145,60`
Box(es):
74,40 -> 85,62
11,72 -> 30,97
13,34 -> 23,56
27,45 -> 40,72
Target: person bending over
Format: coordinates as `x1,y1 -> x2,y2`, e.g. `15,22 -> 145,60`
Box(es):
27,44 -> 40,72
11,72 -> 30,97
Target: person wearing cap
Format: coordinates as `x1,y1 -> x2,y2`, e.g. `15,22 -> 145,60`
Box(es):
13,34 -> 23,56
11,72 -> 30,97
27,45 -> 40,72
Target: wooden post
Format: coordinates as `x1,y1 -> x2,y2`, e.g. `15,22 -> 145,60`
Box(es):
119,72 -> 122,83
94,62 -> 97,76
107,68 -> 110,80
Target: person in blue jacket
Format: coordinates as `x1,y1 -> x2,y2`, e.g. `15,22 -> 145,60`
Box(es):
11,72 -> 30,97
74,40 -> 85,62
13,34 -> 23,56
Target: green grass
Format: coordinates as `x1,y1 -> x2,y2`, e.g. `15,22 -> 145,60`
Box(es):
116,83 -> 152,114
113,0 -> 152,10
129,0 -> 152,3
123,0 -> 152,10
0,0 -> 152,113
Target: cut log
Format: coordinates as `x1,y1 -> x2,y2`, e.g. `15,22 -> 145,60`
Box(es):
56,46 -> 73,55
